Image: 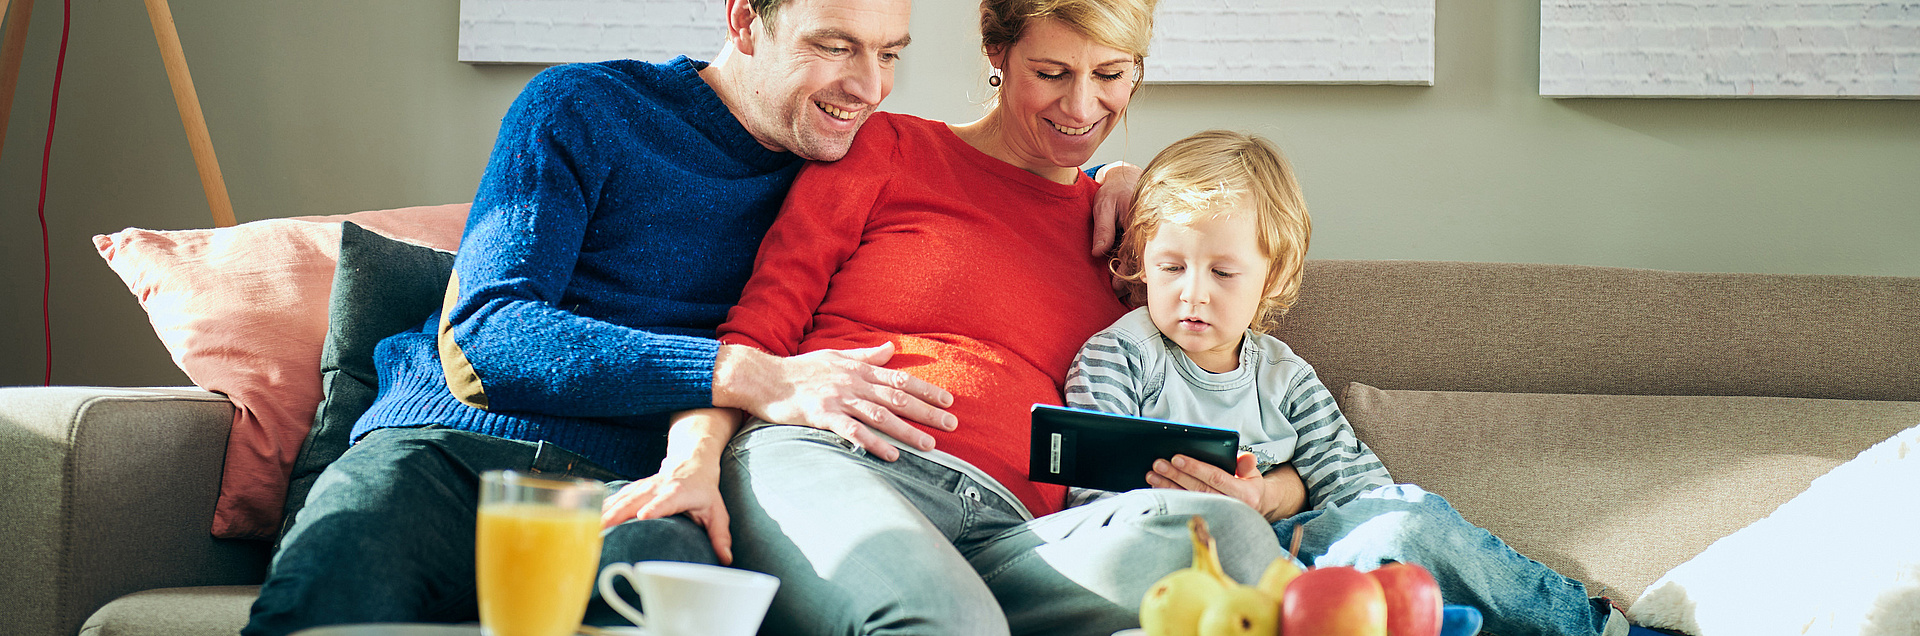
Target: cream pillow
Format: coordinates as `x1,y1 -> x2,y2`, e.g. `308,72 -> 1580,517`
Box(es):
1628,423 -> 1920,636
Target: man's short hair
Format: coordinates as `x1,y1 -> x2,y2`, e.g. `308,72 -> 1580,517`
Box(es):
752,0 -> 793,33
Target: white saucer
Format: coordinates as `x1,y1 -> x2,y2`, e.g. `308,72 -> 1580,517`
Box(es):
578,626 -> 647,636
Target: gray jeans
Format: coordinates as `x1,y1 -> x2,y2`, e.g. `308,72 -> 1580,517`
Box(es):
721,424 -> 1281,636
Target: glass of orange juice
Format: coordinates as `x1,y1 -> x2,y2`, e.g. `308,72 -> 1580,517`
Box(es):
477,470 -> 607,636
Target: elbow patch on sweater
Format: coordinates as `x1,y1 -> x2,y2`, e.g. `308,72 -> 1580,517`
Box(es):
437,272 -> 490,410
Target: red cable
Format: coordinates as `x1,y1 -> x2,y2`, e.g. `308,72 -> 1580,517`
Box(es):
37,0 -> 71,385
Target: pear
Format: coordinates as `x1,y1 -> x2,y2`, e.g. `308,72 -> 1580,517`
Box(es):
1141,517 -> 1236,636
1255,556 -> 1304,600
1142,568 -> 1229,636
1197,584 -> 1280,636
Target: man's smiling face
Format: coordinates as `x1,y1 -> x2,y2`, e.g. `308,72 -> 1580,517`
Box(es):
736,0 -> 912,161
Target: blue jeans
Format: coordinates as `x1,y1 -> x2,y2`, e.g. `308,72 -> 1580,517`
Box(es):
1274,484 -> 1623,636
244,426 -> 718,636
720,424 -> 1283,636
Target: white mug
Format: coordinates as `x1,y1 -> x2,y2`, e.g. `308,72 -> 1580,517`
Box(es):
596,561 -> 780,636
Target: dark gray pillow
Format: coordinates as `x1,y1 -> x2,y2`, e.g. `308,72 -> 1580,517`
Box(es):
279,221 -> 455,538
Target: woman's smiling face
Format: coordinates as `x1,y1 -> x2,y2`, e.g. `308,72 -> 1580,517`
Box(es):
989,18 -> 1137,179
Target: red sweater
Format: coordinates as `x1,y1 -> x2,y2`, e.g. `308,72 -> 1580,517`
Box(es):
719,113 -> 1128,516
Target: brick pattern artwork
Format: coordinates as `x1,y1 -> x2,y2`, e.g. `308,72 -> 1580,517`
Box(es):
458,0 -> 724,65
1540,0 -> 1920,98
1149,0 -> 1436,84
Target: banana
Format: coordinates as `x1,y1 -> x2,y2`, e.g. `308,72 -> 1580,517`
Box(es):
1142,517 -> 1288,636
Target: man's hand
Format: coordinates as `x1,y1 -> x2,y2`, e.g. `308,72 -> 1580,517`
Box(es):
1090,162 -> 1144,256
712,342 -> 956,462
600,459 -> 733,563
601,408 -> 739,563
1147,453 -> 1308,521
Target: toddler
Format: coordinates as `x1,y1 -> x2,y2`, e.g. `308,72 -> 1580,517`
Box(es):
1064,130 -> 1630,636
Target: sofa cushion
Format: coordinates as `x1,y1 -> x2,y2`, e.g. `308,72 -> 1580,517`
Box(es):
80,585 -> 257,636
1273,260 -> 1920,403
1627,422 -> 1920,636
1338,381 -> 1920,609
281,222 -> 458,537
94,205 -> 468,539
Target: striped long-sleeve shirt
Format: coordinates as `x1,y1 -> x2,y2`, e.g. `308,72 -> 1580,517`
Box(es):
1063,307 -> 1392,511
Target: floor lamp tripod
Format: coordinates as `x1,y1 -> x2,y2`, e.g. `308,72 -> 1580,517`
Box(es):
0,0 -> 236,227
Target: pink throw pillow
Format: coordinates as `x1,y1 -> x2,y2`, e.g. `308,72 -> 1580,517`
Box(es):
94,204 -> 468,539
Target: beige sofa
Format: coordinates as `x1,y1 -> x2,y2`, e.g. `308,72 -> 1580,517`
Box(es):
4,259 -> 1917,636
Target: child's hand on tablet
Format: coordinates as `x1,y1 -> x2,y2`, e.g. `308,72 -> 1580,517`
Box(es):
1149,453 -> 1306,521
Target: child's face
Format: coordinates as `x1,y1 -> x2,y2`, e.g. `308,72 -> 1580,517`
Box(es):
1141,199 -> 1272,373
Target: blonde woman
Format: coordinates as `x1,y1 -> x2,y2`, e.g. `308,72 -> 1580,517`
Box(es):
685,0 -> 1283,634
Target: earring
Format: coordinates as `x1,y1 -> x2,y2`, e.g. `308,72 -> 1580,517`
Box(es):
988,70 -> 1002,87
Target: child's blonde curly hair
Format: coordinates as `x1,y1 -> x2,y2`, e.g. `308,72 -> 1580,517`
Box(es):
1112,130 -> 1310,334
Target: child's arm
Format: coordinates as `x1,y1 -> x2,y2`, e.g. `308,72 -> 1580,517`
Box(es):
1066,327 -> 1308,519
1060,330 -> 1143,507
1146,452 -> 1308,521
1063,331 -> 1145,416
1278,368 -> 1393,510
600,407 -> 742,563
1066,323 -> 1317,520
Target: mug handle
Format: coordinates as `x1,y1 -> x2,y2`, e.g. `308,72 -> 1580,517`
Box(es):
596,562 -> 648,628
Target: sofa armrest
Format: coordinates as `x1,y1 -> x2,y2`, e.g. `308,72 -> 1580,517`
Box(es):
0,386 -> 272,636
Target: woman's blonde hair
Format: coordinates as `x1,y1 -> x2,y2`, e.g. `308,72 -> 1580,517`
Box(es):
1112,130 -> 1311,334
979,0 -> 1158,79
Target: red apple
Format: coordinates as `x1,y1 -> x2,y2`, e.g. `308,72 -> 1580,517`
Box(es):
1281,566 -> 1387,636
1369,562 -> 1443,636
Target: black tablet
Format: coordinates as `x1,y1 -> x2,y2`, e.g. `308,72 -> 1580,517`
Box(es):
1028,403 -> 1239,492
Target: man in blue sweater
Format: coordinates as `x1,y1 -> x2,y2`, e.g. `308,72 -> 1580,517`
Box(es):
244,0 -> 948,633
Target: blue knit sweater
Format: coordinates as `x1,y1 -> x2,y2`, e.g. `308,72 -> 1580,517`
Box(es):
352,57 -> 802,478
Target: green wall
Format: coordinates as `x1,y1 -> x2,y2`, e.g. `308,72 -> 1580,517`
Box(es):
3,0 -> 1916,387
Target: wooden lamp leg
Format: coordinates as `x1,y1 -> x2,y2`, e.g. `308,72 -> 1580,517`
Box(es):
144,0 -> 235,227
0,0 -> 36,162
2,0 -> 235,228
